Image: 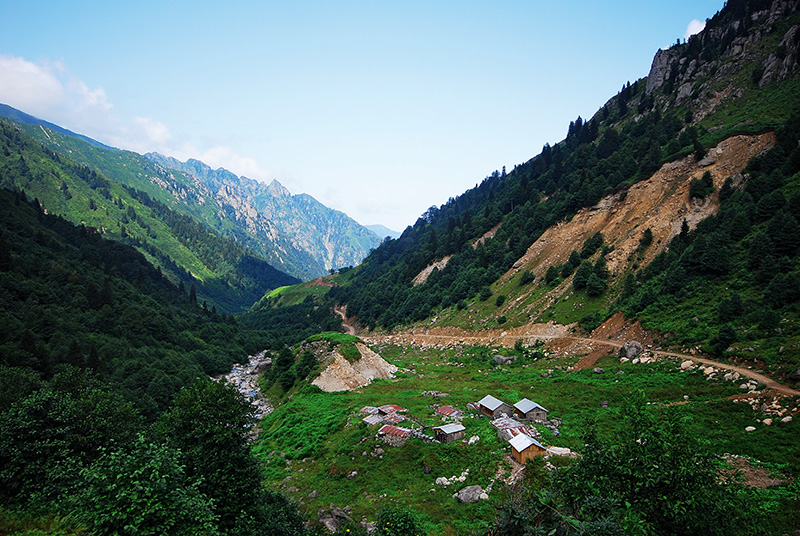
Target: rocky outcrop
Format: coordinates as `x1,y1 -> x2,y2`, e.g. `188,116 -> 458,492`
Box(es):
311,343 -> 397,392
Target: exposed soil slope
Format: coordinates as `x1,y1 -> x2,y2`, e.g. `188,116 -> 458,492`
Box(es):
499,133 -> 775,319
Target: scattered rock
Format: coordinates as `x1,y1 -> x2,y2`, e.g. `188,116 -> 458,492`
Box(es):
781,416 -> 793,423
454,485 -> 484,504
680,360 -> 694,370
592,367 -> 605,374
619,357 -> 630,363
347,471 -> 358,479
468,435 -> 480,445
330,507 -> 353,522
308,490 -> 320,498
619,341 -> 644,359
494,355 -> 517,365
763,418 -> 773,426
286,486 -> 299,493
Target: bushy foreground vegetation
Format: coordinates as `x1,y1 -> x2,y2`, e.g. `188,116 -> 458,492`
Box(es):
0,374 -> 305,536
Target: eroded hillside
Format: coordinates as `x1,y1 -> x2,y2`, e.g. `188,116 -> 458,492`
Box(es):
494,133 -> 775,320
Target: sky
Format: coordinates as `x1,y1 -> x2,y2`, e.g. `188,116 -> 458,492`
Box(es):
0,1 -> 725,232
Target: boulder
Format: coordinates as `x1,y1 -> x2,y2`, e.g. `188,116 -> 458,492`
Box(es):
308,490 -> 320,498
251,359 -> 272,376
781,416 -> 793,424
454,485 -> 484,504
331,507 -> 353,522
745,426 -> 757,432
592,367 -> 605,374
680,360 -> 694,370
318,516 -> 340,532
493,355 -> 517,365
619,341 -> 644,359
763,418 -> 773,426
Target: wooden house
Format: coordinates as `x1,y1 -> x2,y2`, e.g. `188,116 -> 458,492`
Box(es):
434,423 -> 466,444
508,433 -> 547,464
514,398 -> 549,423
477,395 -> 513,418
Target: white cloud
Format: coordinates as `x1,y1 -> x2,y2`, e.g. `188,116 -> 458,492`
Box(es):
0,54 -> 272,178
684,19 -> 706,40
133,116 -> 172,145
0,55 -> 65,114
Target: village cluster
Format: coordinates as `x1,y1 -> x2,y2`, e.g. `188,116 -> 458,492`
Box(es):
360,394 -> 562,464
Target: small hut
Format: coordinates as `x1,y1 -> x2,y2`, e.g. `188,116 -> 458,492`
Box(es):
378,424 -> 412,446
508,433 -> 547,464
477,395 -> 513,418
434,423 -> 466,444
514,398 -> 549,423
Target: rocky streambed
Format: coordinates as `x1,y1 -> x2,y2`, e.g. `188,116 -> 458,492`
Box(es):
214,351 -> 274,432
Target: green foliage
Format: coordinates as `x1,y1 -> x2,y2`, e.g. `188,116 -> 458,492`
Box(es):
67,435 -> 219,536
690,171 -> 715,200
376,506 -> 427,536
157,379 -> 305,536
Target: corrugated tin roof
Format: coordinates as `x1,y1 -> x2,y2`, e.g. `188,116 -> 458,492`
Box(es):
362,414 -> 384,426
434,423 -> 466,434
509,433 -> 545,452
478,394 -> 508,411
435,405 -> 463,417
361,406 -> 380,415
514,398 -> 548,414
378,424 -> 411,438
491,417 -> 525,430
379,404 -> 407,414
383,412 -> 406,424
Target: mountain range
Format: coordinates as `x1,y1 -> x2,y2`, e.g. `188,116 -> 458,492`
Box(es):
0,105 -> 385,310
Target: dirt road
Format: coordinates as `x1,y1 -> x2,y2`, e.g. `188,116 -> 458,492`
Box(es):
363,327 -> 800,397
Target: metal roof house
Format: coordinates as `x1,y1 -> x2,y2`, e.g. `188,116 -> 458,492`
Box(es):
514,398 -> 549,423
377,424 -> 412,446
433,423 -> 466,444
378,404 -> 407,415
508,433 -> 547,464
477,395 -> 513,418
435,405 -> 464,419
491,417 -> 530,442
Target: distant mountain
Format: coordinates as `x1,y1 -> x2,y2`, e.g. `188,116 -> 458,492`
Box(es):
366,224 -> 400,240
0,103 -> 382,280
145,152 -> 382,275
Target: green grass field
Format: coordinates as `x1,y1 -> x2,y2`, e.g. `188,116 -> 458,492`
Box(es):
254,342 -> 799,535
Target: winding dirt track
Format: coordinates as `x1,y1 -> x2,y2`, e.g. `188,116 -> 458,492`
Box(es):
361,329 -> 800,397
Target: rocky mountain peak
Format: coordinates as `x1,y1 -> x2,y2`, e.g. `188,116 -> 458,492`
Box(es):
266,178 -> 291,198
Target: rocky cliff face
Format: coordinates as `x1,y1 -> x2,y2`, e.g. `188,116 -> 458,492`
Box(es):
146,153 -> 382,279
645,0 -> 800,119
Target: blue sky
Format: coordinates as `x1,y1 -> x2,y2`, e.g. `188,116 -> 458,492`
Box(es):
1,1 -> 724,231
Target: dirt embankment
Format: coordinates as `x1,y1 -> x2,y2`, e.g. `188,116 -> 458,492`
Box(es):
311,342 -> 397,392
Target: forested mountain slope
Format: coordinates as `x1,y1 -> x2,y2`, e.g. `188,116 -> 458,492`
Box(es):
0,119 -> 300,312
325,0 -> 800,380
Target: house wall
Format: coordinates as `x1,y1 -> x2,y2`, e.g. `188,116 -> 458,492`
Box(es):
512,444 -> 546,464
